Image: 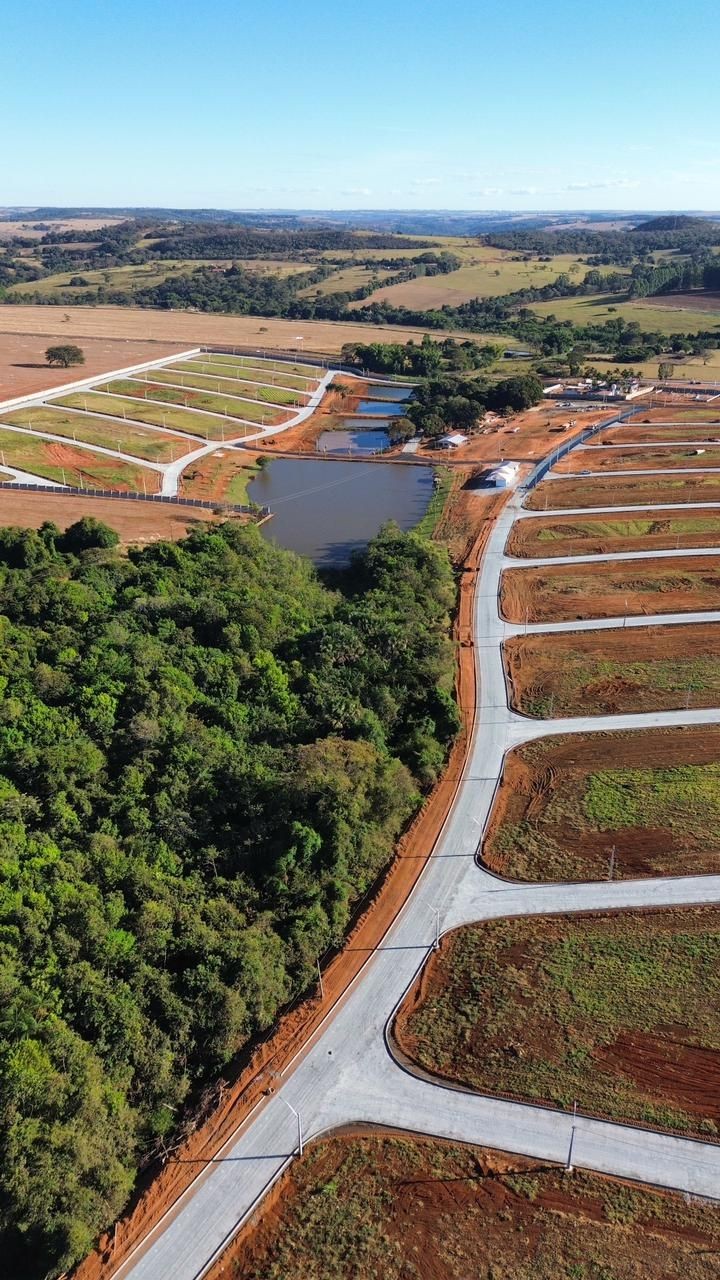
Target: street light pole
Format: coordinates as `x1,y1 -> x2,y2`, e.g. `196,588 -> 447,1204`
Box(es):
278,1096 -> 303,1157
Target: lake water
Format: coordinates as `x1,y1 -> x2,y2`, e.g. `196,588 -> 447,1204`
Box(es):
364,385 -> 414,402
317,423 -> 391,455
356,399 -> 407,416
249,457 -> 432,566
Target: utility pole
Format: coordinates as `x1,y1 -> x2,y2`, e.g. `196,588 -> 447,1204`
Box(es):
566,1123 -> 576,1173
608,846 -> 616,880
278,1096 -> 303,1157
317,959 -> 324,1000
431,907 -> 441,952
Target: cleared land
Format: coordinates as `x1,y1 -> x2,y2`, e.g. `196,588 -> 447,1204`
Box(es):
528,293 -> 720,335
525,472 -> 720,509
2,405 -> 195,461
396,906 -> 720,1137
136,369 -> 302,406
0,489 -> 239,543
216,1133 -> 720,1280
484,726 -> 720,881
0,304 -> 511,356
55,391 -> 243,440
557,445 -> 720,473
299,265 -> 397,297
0,426 -> 157,490
507,510 -> 720,558
196,352 -> 320,378
90,382 -> 287,426
7,258 -> 312,297
501,555 -> 720,623
0,333 -> 185,401
591,423 -> 720,445
505,623 -> 720,717
179,449 -> 262,503
0,217 -> 124,240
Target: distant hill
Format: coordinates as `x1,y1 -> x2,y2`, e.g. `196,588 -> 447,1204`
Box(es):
631,214 -> 717,233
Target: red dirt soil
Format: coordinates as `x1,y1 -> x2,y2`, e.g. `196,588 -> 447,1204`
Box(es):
504,623 -> 720,716
556,446 -> 720,473
591,424 -> 720,445
500,554 -> 720,623
0,333 -> 186,401
507,509 -> 720,558
209,1132 -> 720,1280
0,489 -> 237,544
483,726 -> 720,880
71,485 -> 507,1280
525,473 -> 720,509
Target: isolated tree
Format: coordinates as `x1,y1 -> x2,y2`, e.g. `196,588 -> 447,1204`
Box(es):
658,361 -> 675,380
45,344 -> 85,368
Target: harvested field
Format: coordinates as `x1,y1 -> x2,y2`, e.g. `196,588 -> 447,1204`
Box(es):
55,392 -> 239,440
483,726 -> 720,881
214,1133 -> 720,1280
644,290 -> 720,313
501,555 -> 720,623
3,405 -> 194,461
505,623 -> 720,716
176,359 -> 315,393
525,472 -> 720,510
528,293 -> 720,335
395,907 -> 720,1137
0,304 -> 508,356
0,428 -> 158,490
591,423 -> 720,445
557,445 -> 720,473
137,369 -> 301,406
507,510 -> 720,558
0,489 -> 237,544
0,332 -> 185,401
91,382 -> 286,426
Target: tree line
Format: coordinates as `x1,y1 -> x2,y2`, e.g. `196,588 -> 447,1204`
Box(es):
0,517 -> 458,1278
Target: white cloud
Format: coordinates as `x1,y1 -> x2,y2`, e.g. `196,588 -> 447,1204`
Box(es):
341,186 -> 372,196
410,177 -> 442,187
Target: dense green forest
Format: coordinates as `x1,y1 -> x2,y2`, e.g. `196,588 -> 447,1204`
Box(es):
0,517 -> 458,1279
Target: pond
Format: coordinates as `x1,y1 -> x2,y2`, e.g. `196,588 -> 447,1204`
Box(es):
317,423 -> 391,455
355,399 -> 408,416
363,384 -> 415,402
248,456 -> 432,566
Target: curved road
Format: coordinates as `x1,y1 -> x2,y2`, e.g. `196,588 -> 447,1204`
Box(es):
114,452 -> 720,1279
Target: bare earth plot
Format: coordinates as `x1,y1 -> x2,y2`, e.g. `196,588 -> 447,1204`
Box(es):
0,304 -> 510,355
556,446 -> 720,474
484,726 -> 720,881
0,332 -> 185,401
505,624 -> 720,717
395,907 -> 720,1137
2,405 -> 195,461
0,489 -> 236,544
591,424 -> 720,446
216,1133 -> 720,1280
501,555 -> 720,623
525,473 -> 720,510
507,511 -> 720,558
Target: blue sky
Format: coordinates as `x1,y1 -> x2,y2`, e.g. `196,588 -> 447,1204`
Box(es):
3,0 -> 718,211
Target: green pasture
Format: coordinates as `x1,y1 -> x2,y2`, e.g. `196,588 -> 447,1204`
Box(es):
55,392 -> 239,440
137,369 -> 300,406
3,406 -> 194,461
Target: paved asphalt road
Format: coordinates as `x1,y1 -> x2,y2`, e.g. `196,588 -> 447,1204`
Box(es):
115,454 -> 720,1280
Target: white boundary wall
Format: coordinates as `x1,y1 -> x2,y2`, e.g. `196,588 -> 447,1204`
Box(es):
0,347 -> 201,415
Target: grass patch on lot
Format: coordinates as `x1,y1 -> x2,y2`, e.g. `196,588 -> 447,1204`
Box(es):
505,624 -> 720,717
224,1133 -> 720,1280
0,426 -> 156,489
175,359 -> 315,393
485,727 -> 720,881
354,252 -> 600,310
525,472 -> 720,510
135,369 -> 301,406
93,381 -> 284,425
197,353 -> 320,378
55,391 -> 242,440
2,406 -> 193,461
509,513 -> 720,557
558,446 -> 720,473
397,908 -> 720,1137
